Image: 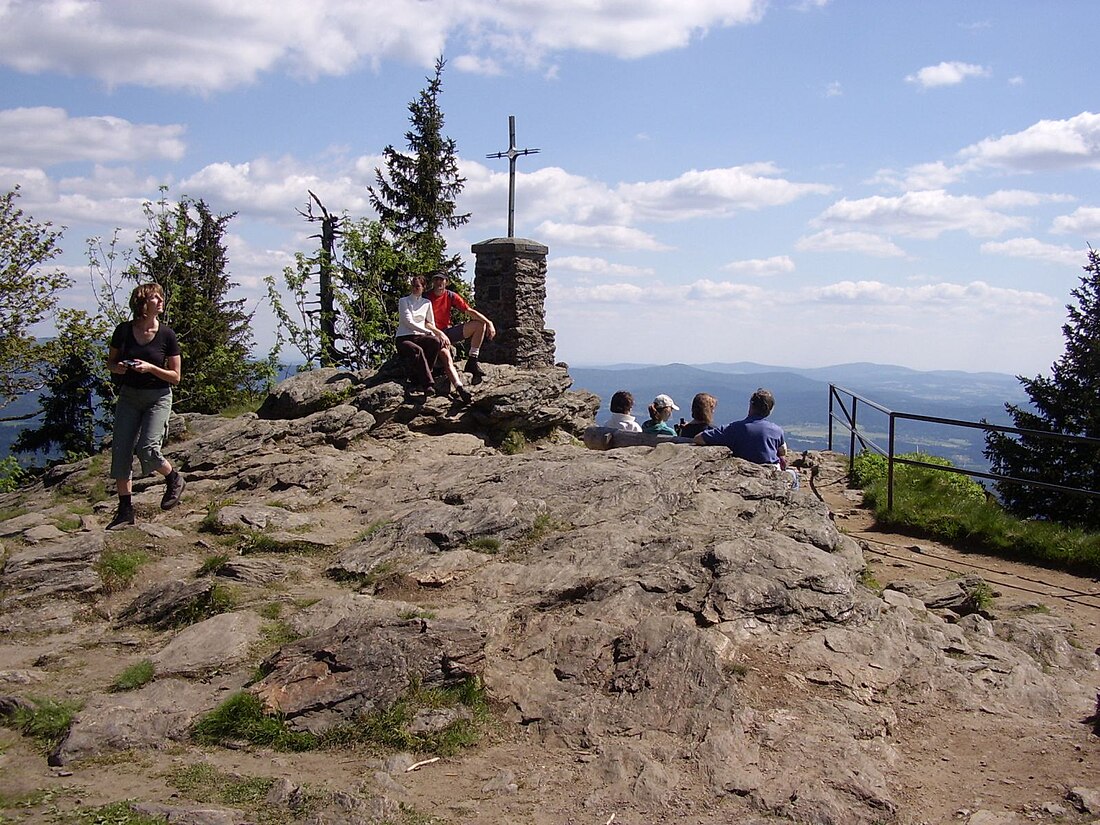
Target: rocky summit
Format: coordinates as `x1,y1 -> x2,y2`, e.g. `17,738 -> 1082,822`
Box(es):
0,364 -> 1098,825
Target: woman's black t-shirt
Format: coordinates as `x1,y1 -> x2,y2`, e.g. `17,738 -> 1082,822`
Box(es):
110,322 -> 181,390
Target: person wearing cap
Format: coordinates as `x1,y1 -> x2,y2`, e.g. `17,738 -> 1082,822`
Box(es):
694,388 -> 799,488
641,394 -> 679,436
426,273 -> 496,384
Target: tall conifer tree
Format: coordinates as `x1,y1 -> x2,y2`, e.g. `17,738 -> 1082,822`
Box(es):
984,247 -> 1100,527
369,56 -> 470,287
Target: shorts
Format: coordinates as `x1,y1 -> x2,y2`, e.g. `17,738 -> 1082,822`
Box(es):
443,324 -> 465,345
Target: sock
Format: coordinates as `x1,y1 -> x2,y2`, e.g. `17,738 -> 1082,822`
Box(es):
469,349 -> 479,359
166,470 -> 179,483
120,494 -> 132,507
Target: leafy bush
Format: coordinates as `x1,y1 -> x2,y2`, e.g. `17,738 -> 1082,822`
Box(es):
0,455 -> 24,493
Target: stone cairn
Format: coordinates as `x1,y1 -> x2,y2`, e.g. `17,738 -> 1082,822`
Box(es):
470,237 -> 556,369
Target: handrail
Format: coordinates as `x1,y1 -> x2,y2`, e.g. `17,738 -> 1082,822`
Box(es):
827,383 -> 1100,511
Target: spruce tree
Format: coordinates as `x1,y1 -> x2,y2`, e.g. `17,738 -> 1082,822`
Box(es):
984,247 -> 1100,528
369,56 -> 470,287
13,309 -> 113,460
132,192 -> 271,413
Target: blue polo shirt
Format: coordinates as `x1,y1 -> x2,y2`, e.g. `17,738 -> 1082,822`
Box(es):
698,415 -> 786,464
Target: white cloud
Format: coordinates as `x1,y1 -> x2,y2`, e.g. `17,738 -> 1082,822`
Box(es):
905,61 -> 991,89
0,107 -> 186,167
551,256 -> 655,278
980,238 -> 1085,266
808,279 -> 1053,309
0,0 -> 767,93
721,256 -> 796,276
796,230 -> 906,258
536,221 -> 672,252
1050,206 -> 1100,236
620,164 -> 833,221
957,111 -> 1100,172
816,189 -> 1032,239
825,81 -> 842,98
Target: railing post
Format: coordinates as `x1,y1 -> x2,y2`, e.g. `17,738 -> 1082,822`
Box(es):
887,413 -> 896,512
828,386 -> 834,451
848,397 -> 858,475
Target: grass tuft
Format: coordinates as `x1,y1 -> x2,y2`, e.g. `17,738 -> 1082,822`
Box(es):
2,697 -> 81,751
96,548 -> 150,593
191,692 -> 317,752
109,659 -> 155,692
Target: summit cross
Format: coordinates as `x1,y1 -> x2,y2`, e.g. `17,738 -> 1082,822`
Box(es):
486,115 -> 540,238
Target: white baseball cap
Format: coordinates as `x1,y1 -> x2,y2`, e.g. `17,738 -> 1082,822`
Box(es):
653,394 -> 679,410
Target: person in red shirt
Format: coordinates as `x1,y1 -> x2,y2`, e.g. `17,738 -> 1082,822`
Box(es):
427,273 -> 496,383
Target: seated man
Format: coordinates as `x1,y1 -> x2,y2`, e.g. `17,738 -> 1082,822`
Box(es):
694,388 -> 799,488
427,273 -> 496,384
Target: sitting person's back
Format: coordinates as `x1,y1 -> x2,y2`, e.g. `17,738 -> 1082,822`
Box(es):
641,394 -> 679,436
677,392 -> 717,439
694,388 -> 798,487
600,389 -> 642,432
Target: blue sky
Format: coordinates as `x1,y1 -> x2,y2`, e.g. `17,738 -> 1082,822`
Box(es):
2,0 -> 1099,375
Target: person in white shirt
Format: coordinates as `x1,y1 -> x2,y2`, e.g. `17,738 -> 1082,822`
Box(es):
600,390 -> 642,432
395,275 -> 471,403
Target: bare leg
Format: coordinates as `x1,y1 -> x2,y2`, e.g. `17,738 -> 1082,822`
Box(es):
438,347 -> 463,389
464,319 -> 487,351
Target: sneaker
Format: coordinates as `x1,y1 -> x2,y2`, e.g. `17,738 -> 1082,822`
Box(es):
107,502 -> 135,530
161,472 -> 187,510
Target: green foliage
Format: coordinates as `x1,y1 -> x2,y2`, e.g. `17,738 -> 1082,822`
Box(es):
852,449 -> 1100,575
369,57 -> 471,284
130,190 -> 274,414
13,308 -> 114,460
192,692 -> 318,752
0,186 -> 72,410
109,659 -> 155,692
166,762 -> 275,806
62,801 -> 169,825
499,430 -> 527,456
465,536 -> 501,554
0,455 -> 24,492
95,547 -> 150,592
3,696 -> 81,750
321,676 -> 488,756
197,552 -> 230,576
985,247 -> 1100,529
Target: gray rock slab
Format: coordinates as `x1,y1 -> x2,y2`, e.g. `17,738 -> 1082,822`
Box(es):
51,679 -> 217,765
151,610 -> 264,676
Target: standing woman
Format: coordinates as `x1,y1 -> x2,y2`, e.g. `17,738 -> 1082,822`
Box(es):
395,275 -> 472,403
105,283 -> 186,530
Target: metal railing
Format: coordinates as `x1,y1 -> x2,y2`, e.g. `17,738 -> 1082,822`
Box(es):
826,383 -> 1100,511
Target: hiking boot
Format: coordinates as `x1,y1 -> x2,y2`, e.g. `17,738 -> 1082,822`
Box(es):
464,356 -> 485,385
107,501 -> 135,530
161,471 -> 187,510
453,386 -> 473,404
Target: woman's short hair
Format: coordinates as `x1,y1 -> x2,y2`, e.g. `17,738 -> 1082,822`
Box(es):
749,388 -> 775,417
609,390 -> 634,414
691,392 -> 718,425
409,274 -> 427,290
129,283 -> 165,318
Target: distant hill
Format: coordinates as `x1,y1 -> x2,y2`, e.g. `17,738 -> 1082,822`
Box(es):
568,361 -> 1030,472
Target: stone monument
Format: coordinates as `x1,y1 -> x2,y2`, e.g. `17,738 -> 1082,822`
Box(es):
476,116 -> 555,368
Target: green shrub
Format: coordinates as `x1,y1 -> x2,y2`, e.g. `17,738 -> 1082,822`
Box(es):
0,456 -> 24,493
499,430 -> 527,456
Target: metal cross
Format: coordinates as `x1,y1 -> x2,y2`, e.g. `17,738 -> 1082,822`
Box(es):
486,115 -> 540,238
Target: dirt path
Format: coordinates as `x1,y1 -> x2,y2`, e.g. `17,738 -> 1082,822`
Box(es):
811,453 -> 1100,654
